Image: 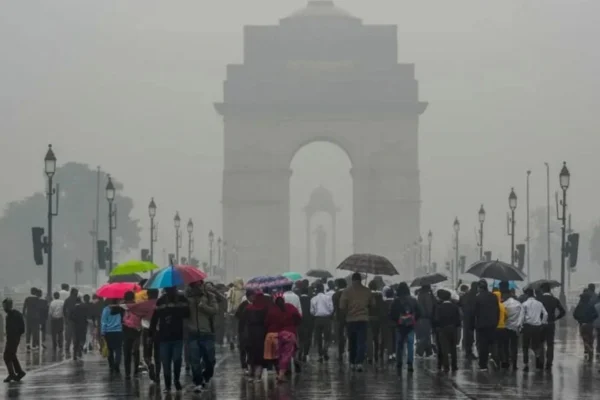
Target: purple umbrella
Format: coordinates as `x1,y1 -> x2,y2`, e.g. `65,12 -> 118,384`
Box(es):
245,275 -> 292,290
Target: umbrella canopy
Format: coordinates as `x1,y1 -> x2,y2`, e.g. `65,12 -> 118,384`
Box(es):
523,279 -> 561,291
146,265 -> 207,289
466,260 -> 526,281
108,273 -> 142,283
110,260 -> 159,276
96,282 -> 141,299
282,272 -> 303,282
245,275 -> 292,290
337,253 -> 398,276
410,273 -> 448,288
305,269 -> 333,280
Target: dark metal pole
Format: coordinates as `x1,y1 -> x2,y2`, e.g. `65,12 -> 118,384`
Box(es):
510,209 -> 516,265
545,162 -> 552,279
150,217 -> 154,262
479,221 -> 484,260
454,234 -> 459,287
108,201 -> 113,273
428,243 -> 432,273
47,175 -> 53,300
559,189 -> 567,306
188,233 -> 192,263
526,170 -> 531,281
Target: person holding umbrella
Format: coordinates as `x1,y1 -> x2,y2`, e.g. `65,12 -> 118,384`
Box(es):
473,279 -> 500,371
101,298 -> 125,374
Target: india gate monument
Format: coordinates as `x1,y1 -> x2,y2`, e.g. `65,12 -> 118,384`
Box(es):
215,1 -> 428,279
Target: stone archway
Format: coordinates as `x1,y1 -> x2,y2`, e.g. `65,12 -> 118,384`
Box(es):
215,1 -> 427,279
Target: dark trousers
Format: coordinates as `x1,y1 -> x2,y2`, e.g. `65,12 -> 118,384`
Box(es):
506,329 -> 519,368
367,319 -> 383,362
105,331 -> 123,371
596,328 -> 600,356
580,323 -> 594,358
25,319 -> 40,347
160,340 -> 183,389
142,329 -> 161,381
238,334 -> 248,369
336,320 -> 346,358
313,316 -> 332,358
493,328 -> 508,366
476,327 -> 495,369
298,320 -> 313,359
463,324 -> 476,356
522,324 -> 542,367
50,318 -> 64,349
438,325 -> 458,370
346,321 -> 368,365
123,327 -> 141,376
188,332 -> 216,385
3,337 -> 24,376
540,323 -> 556,367
40,320 -> 46,343
65,320 -> 73,350
73,328 -> 86,358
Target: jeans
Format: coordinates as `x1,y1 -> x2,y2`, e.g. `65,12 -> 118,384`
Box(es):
313,316 -> 332,358
396,329 -> 415,367
346,321 -> 368,365
522,324 -> 542,367
463,323 -> 476,356
142,328 -> 161,381
580,323 -> 594,359
493,328 -> 508,366
367,320 -> 383,362
335,320 -> 346,358
160,340 -> 183,389
26,319 -> 40,347
3,337 -> 24,376
188,332 -> 216,386
104,331 -> 123,371
65,320 -> 74,351
50,318 -> 64,349
123,326 -> 141,376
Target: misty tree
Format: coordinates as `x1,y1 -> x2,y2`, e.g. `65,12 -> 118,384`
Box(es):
0,162 -> 140,290
589,223 -> 600,266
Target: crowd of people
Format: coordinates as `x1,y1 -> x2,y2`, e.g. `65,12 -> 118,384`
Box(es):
4,275 -> 600,390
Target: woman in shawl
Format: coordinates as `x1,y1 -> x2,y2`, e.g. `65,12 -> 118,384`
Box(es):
243,290 -> 270,381
273,294 -> 301,382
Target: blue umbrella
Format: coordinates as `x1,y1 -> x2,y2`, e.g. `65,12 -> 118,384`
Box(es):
492,280 -> 518,290
146,265 -> 207,289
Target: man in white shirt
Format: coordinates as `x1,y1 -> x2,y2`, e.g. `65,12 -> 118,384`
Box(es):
502,291 -> 523,370
282,284 -> 302,316
48,291 -> 64,350
58,284 -> 70,301
325,281 -> 336,297
310,283 -> 334,362
521,288 -> 548,371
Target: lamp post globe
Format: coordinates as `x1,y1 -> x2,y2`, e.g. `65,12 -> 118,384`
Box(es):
478,204 -> 486,223
148,198 -> 157,218
427,230 -> 433,245
453,217 -> 460,233
105,175 -> 115,202
509,188 -> 517,211
174,212 -> 181,229
559,162 -> 570,190
187,218 -> 194,234
44,144 -> 57,177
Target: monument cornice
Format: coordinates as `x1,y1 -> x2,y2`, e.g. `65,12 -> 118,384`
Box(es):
214,102 -> 428,117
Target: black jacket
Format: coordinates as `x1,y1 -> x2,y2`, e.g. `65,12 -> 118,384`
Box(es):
149,294 -> 189,342
70,304 -> 90,332
389,295 -> 421,331
63,295 -> 78,320
473,290 -> 500,329
459,287 -> 478,325
538,294 -> 565,324
5,309 -> 25,340
434,301 -> 462,329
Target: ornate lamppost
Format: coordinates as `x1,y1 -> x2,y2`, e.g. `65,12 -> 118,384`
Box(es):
187,218 -> 194,264
44,145 -> 59,298
148,198 -> 157,262
208,230 -> 214,275
174,212 -> 181,264
453,217 -> 460,286
508,188 -> 517,265
478,204 -> 486,260
558,162 -> 570,306
105,175 -> 116,273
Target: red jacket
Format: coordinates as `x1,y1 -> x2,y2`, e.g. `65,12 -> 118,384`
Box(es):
266,303 -> 301,335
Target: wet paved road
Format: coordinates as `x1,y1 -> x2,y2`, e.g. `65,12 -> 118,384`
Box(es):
1,328 -> 600,399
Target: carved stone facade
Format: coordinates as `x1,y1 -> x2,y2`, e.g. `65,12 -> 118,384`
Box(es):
215,1 -> 427,279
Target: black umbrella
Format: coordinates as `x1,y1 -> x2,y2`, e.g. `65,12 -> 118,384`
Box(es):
523,279 -> 561,291
108,273 -> 142,283
337,253 -> 398,276
465,260 -> 526,282
410,273 -> 448,288
306,269 -> 334,280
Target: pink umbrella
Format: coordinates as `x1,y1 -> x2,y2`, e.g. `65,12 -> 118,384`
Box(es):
96,282 -> 141,299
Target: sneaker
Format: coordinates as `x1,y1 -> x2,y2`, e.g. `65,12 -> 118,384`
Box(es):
193,385 -> 204,393
162,387 -> 171,394
479,368 -> 488,372
3,375 -> 15,383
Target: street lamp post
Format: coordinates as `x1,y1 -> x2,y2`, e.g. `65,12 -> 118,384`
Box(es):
187,219 -> 194,264
217,237 -> 222,274
544,162 -> 552,279
558,162 -> 570,307
148,198 -> 157,262
427,230 -> 433,274
453,217 -> 460,287
223,240 -> 228,278
105,175 -> 116,273
173,212 -> 181,264
526,171 -> 531,281
508,188 -> 517,265
44,145 -> 59,299
208,230 -> 214,275
418,236 -> 423,273
478,205 -> 486,260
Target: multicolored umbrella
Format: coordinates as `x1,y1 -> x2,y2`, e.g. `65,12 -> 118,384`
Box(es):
110,260 -> 159,276
337,253 -> 399,276
96,282 -> 141,299
282,272 -> 303,282
146,265 -> 207,289
245,275 -> 292,290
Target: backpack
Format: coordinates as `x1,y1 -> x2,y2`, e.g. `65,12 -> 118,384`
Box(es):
397,300 -> 415,328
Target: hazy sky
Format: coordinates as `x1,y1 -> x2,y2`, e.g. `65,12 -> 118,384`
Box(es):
1,1 -> 599,274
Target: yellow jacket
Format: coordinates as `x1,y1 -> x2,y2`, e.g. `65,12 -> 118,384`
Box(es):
493,291 -> 507,329
135,290 -> 148,303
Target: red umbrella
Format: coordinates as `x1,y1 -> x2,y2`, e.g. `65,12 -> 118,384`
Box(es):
96,282 -> 141,299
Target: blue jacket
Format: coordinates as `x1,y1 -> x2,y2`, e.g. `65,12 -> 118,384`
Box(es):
101,305 -> 123,335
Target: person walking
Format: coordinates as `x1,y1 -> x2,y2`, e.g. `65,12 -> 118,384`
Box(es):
124,290 -> 159,381
234,291 -> 252,374
227,278 -> 246,350
121,291 -> 142,379
433,289 -> 461,372
473,279 -> 500,371
538,282 -> 565,369
149,287 -> 189,392
297,286 -> 313,362
311,283 -> 334,363
63,288 -> 79,354
275,294 -> 301,382
389,282 -> 420,372
340,273 -> 373,372
2,298 -> 26,382
459,282 -> 479,360
22,288 -> 40,351
573,290 -> 598,362
367,280 -> 385,365
69,297 -> 89,360
186,281 -> 218,393
382,287 -> 396,363
48,292 -> 64,351
243,291 -> 270,382
502,288 -> 523,370
415,285 -> 436,358
101,299 -> 124,373
35,289 -> 48,349
491,289 -> 507,368
521,288 -> 548,371
332,279 -> 347,361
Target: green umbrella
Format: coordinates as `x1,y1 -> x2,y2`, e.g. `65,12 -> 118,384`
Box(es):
110,260 -> 159,276
282,271 -> 303,282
